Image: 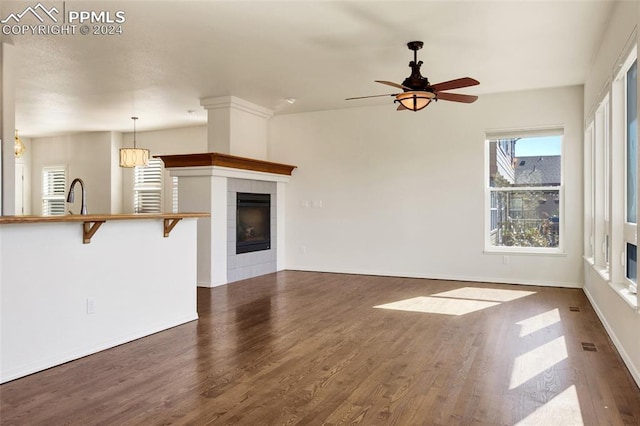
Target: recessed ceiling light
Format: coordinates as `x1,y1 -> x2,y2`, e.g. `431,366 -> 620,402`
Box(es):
285,98 -> 296,104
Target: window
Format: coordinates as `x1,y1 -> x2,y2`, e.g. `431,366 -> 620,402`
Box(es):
486,133 -> 563,252
42,166 -> 66,216
134,158 -> 163,213
588,43 -> 638,300
621,55 -> 638,293
593,96 -> 611,272
133,159 -> 179,214
626,59 -> 637,224
626,243 -> 637,285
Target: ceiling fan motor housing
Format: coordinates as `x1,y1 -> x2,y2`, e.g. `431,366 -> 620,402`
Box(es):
402,60 -> 432,92
402,41 -> 432,92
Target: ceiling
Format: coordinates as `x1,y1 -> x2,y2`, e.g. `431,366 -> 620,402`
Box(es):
1,0 -> 615,138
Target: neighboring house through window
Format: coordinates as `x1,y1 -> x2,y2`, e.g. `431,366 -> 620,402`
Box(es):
486,132 -> 563,252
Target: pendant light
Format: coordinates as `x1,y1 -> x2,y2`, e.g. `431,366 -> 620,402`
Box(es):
14,129 -> 26,158
119,116 -> 149,168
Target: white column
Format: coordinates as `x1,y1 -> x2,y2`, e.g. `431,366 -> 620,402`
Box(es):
1,42 -> 17,215
200,96 -> 273,160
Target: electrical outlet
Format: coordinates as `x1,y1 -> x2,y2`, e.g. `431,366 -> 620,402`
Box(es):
87,297 -> 96,314
300,245 -> 307,254
503,256 -> 510,264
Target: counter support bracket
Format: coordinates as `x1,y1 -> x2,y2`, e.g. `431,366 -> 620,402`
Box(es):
83,221 -> 105,244
164,218 -> 182,237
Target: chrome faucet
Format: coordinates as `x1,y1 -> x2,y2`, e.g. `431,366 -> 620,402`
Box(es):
66,178 -> 88,215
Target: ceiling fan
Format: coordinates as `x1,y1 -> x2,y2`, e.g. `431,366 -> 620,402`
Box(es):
346,41 -> 480,111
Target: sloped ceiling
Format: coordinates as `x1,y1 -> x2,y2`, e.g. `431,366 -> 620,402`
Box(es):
1,0 -> 615,137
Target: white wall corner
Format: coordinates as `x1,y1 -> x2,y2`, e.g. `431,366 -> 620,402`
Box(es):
210,175 -> 229,286
1,42 -> 17,215
277,182 -> 286,271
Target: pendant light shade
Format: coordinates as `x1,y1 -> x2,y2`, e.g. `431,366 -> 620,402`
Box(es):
14,129 -> 26,158
395,91 -> 435,111
119,117 -> 149,167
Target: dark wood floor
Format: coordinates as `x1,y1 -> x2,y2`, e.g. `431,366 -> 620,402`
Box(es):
2,271 -> 639,425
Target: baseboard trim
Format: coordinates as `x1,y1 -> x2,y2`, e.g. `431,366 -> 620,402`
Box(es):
583,287 -> 640,389
285,266 -> 583,289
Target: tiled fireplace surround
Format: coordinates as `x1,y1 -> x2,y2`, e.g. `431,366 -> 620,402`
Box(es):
159,96 -> 295,287
227,178 -> 277,282
159,152 -> 295,287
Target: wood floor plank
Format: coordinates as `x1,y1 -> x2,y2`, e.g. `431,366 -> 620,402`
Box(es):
1,271 -> 639,425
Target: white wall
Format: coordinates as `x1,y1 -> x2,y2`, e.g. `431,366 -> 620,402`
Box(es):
583,1 -> 637,119
0,217 -> 199,383
1,42 -> 16,215
30,132 -> 114,214
14,136 -> 32,215
269,85 -> 583,287
582,0 -> 640,387
110,132 -> 123,214
122,125 -> 207,212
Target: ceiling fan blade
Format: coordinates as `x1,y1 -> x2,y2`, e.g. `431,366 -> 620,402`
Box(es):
375,80 -> 412,90
436,92 -> 478,103
345,93 -> 397,100
397,104 -> 407,111
431,77 -> 480,92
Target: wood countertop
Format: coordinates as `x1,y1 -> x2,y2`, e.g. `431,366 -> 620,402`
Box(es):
0,213 -> 210,243
0,212 -> 209,224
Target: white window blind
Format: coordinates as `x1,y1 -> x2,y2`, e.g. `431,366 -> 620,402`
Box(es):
134,158 -> 163,213
172,176 -> 179,213
42,166 -> 66,216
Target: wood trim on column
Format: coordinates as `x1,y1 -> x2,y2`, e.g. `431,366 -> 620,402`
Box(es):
155,153 -> 296,176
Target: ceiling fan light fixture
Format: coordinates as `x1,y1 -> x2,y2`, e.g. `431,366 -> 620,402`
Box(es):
119,117 -> 150,168
395,91 -> 435,111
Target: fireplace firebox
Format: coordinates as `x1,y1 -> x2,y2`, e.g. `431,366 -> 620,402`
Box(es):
236,192 -> 271,254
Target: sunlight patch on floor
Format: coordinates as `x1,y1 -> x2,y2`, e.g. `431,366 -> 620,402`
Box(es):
374,287 -> 536,316
432,287 -> 536,302
374,296 -> 500,316
514,384 -> 584,425
516,308 -> 562,337
509,335 -> 568,390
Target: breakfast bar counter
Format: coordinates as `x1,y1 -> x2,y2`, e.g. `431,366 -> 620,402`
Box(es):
0,212 -> 208,383
0,212 -> 209,243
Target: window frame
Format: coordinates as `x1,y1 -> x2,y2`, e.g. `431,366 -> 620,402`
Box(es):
617,49 -> 638,294
484,129 -> 565,255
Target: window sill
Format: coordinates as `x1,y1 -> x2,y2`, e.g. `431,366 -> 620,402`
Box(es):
484,248 -> 566,256
593,266 -> 610,282
608,281 -> 638,310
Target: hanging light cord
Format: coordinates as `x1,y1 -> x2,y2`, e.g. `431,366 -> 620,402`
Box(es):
132,116 -> 138,149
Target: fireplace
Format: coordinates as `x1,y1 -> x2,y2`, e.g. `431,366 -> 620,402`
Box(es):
236,192 -> 271,254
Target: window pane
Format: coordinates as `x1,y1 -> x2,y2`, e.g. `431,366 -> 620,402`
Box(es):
627,243 -> 637,284
489,190 -> 560,248
626,59 -> 637,223
489,137 -> 561,188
